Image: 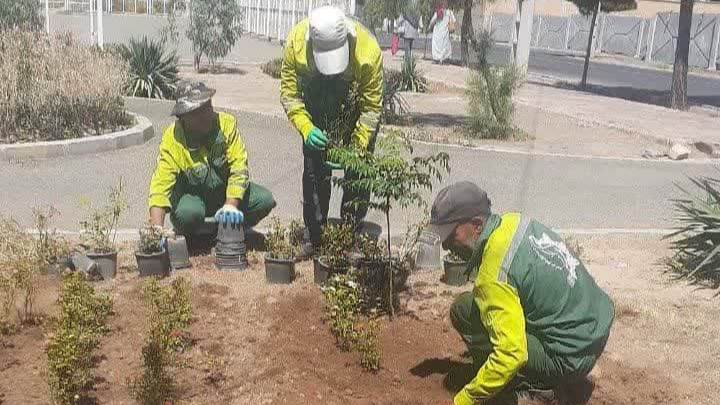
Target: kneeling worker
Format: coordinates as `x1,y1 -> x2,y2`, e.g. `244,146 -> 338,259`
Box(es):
148,81 -> 276,239
426,182 -> 614,404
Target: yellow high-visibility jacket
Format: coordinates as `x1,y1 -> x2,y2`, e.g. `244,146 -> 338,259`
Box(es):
148,112 -> 249,209
280,18 -> 383,149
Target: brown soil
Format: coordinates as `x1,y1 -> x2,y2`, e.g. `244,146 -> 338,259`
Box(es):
0,235 -> 715,404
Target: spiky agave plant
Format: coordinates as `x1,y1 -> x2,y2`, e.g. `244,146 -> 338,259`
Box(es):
666,175 -> 720,290
399,56 -> 428,93
117,36 -> 179,99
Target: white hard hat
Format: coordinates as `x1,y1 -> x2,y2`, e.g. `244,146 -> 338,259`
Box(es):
308,6 -> 349,75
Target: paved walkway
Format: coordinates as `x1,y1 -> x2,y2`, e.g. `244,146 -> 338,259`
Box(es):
0,98 -> 716,233
384,54 -> 720,150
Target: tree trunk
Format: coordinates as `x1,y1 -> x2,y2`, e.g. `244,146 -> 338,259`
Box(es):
460,0 -> 474,65
581,1 -> 601,90
670,0 -> 694,110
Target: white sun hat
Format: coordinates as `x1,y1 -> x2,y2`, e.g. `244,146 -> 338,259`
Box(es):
308,6 -> 350,75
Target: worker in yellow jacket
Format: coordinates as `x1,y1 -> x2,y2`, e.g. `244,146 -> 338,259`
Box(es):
281,5 -> 383,257
427,182 -> 613,404
148,81 -> 276,241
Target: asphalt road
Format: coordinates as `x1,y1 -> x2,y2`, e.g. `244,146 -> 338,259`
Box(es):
1,98 -> 716,232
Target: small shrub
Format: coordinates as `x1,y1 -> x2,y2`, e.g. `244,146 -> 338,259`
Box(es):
0,216 -> 43,325
138,223 -> 164,255
187,0 -> 243,70
356,320 -> 381,372
666,176 -> 720,289
0,0 -> 42,31
80,179 -> 127,254
0,31 -> 132,143
319,222 -> 356,270
265,217 -> 302,261
322,273 -> 360,351
47,273 -> 113,404
132,277 -> 191,404
132,339 -> 177,405
33,206 -> 70,268
143,277 -> 192,352
261,58 -> 283,79
399,56 -> 428,93
115,36 -> 179,99
383,68 -> 409,123
464,30 -> 524,140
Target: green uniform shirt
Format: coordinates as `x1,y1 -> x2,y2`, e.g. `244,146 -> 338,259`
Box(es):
455,213 -> 614,405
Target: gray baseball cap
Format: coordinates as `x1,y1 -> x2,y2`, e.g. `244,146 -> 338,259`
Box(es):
427,182 -> 492,243
171,80 -> 216,116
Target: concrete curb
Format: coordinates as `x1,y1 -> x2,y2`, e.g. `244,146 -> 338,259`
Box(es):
0,113 -> 154,161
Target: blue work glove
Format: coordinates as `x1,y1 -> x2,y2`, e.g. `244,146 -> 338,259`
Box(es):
214,205 -> 245,226
325,161 -> 343,170
305,127 -> 328,151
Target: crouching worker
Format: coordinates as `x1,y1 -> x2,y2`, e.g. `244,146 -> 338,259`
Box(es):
148,80 -> 276,242
426,182 -> 614,404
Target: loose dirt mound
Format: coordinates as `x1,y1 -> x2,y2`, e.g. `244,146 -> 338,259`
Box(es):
265,288 -> 692,405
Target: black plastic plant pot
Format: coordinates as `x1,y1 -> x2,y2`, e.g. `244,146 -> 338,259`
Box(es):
443,259 -> 469,286
313,256 -> 332,285
86,251 -> 118,280
265,254 -> 296,284
135,249 -> 170,278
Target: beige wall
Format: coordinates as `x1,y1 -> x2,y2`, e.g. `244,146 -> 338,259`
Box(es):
481,0 -> 720,18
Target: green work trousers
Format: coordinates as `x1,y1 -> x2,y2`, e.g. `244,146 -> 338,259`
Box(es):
170,182 -> 276,235
449,292 -> 603,390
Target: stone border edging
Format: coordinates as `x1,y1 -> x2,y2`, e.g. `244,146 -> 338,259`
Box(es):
0,113 -> 154,161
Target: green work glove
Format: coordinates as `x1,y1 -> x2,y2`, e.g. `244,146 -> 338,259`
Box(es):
325,161 -> 343,170
305,127 -> 328,151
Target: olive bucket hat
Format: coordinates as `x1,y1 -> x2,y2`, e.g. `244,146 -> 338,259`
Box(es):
171,80 -> 216,116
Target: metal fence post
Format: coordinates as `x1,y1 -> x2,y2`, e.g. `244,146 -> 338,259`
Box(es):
564,15 -> 571,50
597,13 -> 607,54
308,0 -> 312,16
292,0 -> 296,27
709,15 -> 720,70
646,14 -> 657,62
534,15 -> 542,46
266,0 -> 271,37
97,0 -> 103,48
277,0 -> 282,40
256,0 -> 261,34
635,19 -> 645,58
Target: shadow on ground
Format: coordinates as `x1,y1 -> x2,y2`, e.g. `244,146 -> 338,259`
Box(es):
551,81 -> 720,109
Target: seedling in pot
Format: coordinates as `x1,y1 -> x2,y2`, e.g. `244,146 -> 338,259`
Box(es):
33,206 -> 70,273
264,217 -> 302,284
135,223 -> 170,278
330,131 -> 450,317
79,179 -> 127,280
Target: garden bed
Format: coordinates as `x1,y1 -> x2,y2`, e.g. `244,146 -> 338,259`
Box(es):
0,236 -> 716,404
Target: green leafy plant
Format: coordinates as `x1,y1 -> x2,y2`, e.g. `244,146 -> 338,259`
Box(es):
329,130 -> 450,316
399,56 -> 428,93
0,215 -> 44,326
261,57 -> 283,79
382,68 -> 409,123
464,30 -> 524,140
319,222 -> 356,270
321,273 -> 361,351
142,277 -> 192,352
33,206 -> 70,268
356,320 -> 381,372
80,179 -> 127,254
265,217 -> 302,261
47,273 -> 113,404
115,36 -> 179,99
666,176 -> 720,290
132,277 -> 191,404
186,0 -> 243,70
138,223 -> 164,255
0,0 -> 41,31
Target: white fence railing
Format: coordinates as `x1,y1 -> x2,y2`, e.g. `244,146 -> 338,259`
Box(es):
240,0 -> 354,42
